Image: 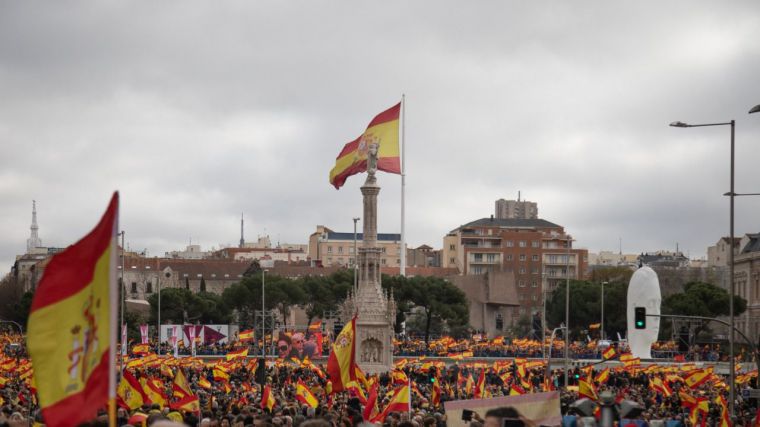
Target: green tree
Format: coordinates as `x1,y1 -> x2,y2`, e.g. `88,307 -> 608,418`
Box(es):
185,277 -> 190,290
221,273 -> 306,328
0,274 -> 32,329
300,270 -> 352,324
662,281 -> 747,338
148,288 -> 230,325
545,279 -> 628,340
200,277 -> 207,292
383,275 -> 469,342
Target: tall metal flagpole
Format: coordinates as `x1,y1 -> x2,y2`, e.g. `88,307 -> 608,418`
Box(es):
400,94 -> 406,276
108,194 -> 120,427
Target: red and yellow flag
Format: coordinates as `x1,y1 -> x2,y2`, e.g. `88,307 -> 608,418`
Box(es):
26,193 -> 118,427
578,378 -> 598,400
329,102 -> 401,189
261,385 -> 276,411
373,384 -> 410,422
684,368 -> 712,389
238,330 -> 254,342
225,348 -> 248,361
602,347 -> 617,360
117,370 -> 147,410
142,378 -> 167,408
327,317 -> 357,393
296,379 -> 319,409
172,369 -> 193,399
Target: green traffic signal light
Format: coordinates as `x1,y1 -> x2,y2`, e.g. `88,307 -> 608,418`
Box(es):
634,307 -> 646,329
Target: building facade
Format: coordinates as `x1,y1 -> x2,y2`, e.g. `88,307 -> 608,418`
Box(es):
443,217 -> 588,319
707,237 -> 741,268
308,225 -> 402,268
734,233 -> 760,340
495,198 -> 538,220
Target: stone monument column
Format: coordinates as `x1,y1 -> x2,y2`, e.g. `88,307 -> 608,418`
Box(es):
341,143 -> 396,374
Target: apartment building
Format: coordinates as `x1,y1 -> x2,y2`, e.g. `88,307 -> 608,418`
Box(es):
495,198 -> 538,220
308,225 -> 401,268
443,216 -> 587,318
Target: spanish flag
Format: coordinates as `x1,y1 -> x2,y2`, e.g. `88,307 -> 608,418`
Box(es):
374,384 -> 410,421
329,102 -> 401,189
602,347 -> 616,360
308,320 -> 322,331
26,193 -> 118,427
238,329 -> 254,342
172,369 -> 193,399
327,316 -> 357,393
116,370 -> 147,410
226,348 -> 248,361
578,378 -> 598,400
295,379 -> 319,409
261,385 -> 276,412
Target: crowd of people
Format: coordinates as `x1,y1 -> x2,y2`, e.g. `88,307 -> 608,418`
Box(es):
1,330 -> 759,427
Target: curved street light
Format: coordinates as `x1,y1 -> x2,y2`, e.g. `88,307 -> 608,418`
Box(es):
670,118 -> 736,418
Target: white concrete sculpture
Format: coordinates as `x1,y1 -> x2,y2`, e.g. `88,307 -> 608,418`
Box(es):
626,266 -> 661,359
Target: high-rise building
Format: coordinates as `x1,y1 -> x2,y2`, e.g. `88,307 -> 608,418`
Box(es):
495,195 -> 538,219
444,216 -> 587,319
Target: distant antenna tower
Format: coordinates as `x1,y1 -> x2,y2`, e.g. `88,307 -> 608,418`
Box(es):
240,213 -> 245,248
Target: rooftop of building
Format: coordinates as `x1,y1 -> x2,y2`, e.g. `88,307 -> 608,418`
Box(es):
741,233 -> 760,254
324,232 -> 401,242
452,217 -> 562,233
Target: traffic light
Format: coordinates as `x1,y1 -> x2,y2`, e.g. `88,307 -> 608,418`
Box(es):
634,307 -> 646,329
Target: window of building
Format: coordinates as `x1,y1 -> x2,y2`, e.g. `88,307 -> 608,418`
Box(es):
349,247 -> 354,254
519,267 -> 526,274
519,254 -> 526,261
486,253 -> 496,263
327,257 -> 332,263
450,257 -> 456,264
381,259 -> 386,265
532,266 -> 539,274
519,241 -> 527,247
338,246 -> 343,253
531,281 -> 538,287
519,280 -> 525,287
472,266 -> 483,275
532,241 -> 540,248
382,247 -> 387,253
450,244 -> 456,250
146,282 -> 153,293
532,294 -> 538,301
506,240 -> 513,247
506,254 -> 513,261
131,282 -> 137,293
327,246 -> 333,253
532,254 -> 539,261
474,253 -> 483,262
496,314 -> 504,330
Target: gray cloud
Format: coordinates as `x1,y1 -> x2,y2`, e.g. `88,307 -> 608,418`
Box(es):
2,1 -> 760,270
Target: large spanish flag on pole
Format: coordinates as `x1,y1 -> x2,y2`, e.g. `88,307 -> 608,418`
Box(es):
27,192 -> 119,427
329,102 -> 401,189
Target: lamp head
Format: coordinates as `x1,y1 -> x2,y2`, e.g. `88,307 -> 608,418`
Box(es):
750,104 -> 760,114
669,121 -> 689,128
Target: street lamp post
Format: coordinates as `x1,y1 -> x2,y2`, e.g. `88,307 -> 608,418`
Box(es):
601,281 -> 608,341
670,119 -> 736,418
564,234 -> 571,388
261,269 -> 266,358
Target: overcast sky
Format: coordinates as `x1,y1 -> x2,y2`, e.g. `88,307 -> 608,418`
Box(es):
2,1 -> 760,270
